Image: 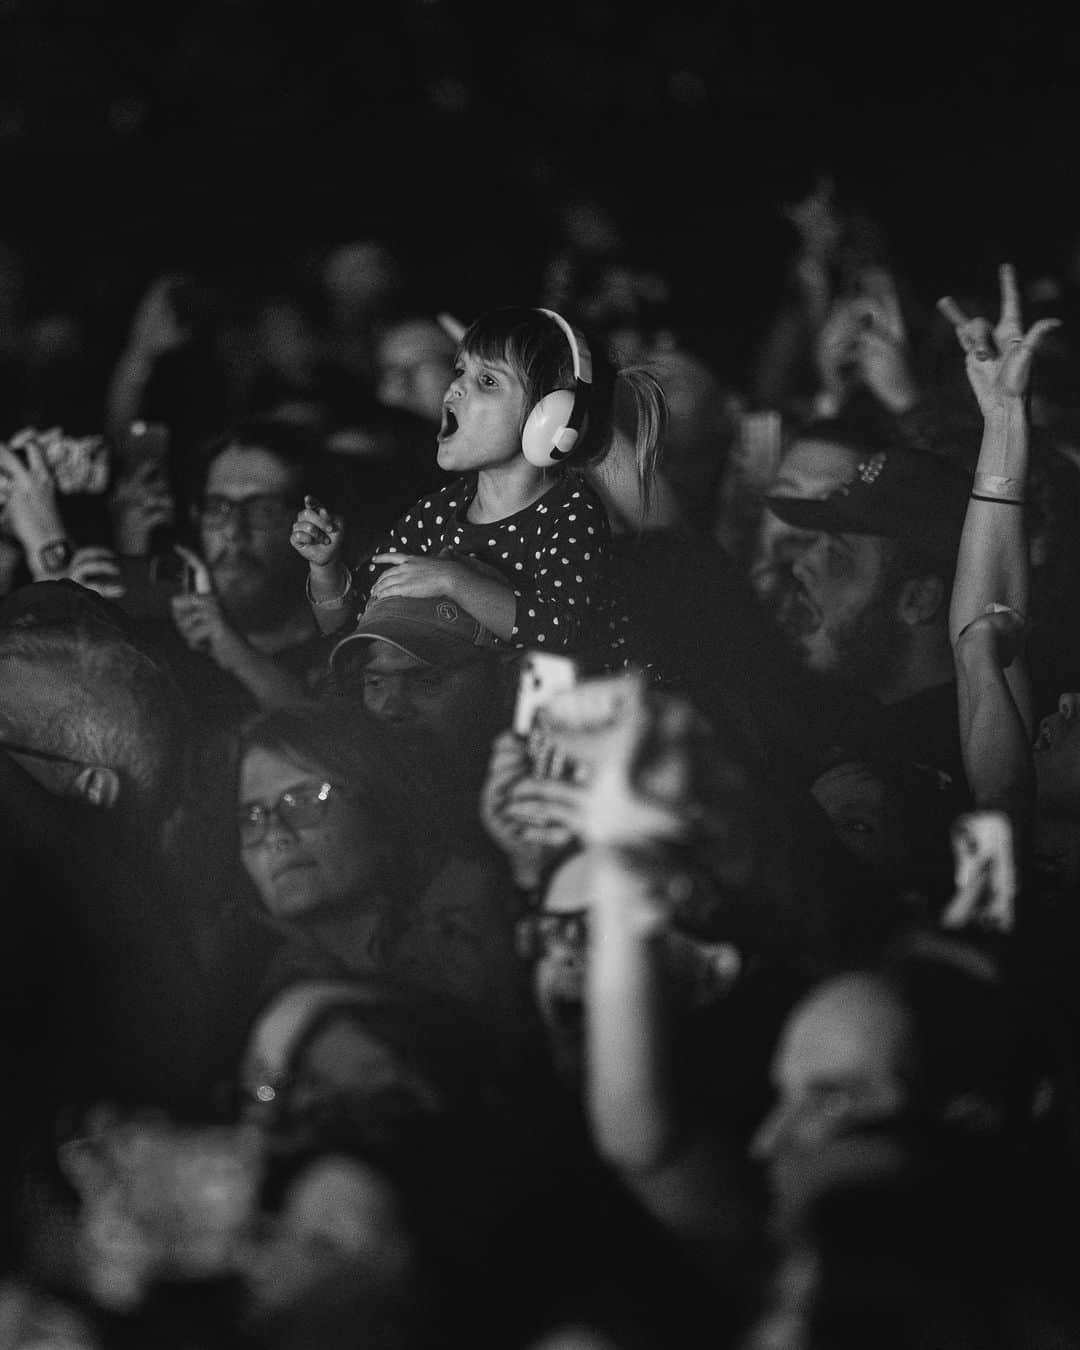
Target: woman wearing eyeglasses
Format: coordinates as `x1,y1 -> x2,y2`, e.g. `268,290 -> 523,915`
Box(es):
234,699 -> 526,1041
236,701 -> 446,994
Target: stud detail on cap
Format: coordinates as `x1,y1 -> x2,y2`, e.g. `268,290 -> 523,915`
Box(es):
857,452 -> 887,485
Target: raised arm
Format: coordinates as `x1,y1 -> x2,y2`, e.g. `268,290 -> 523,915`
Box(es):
104,276 -> 191,456
938,262 -> 1060,741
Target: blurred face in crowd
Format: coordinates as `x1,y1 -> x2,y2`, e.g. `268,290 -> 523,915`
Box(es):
752,973 -> 914,1226
284,1013 -> 441,1126
1034,691 -> 1080,815
335,642 -> 510,784
245,1155 -> 414,1315
751,439 -> 862,603
200,445 -> 307,631
810,759 -> 904,869
783,529 -> 909,688
375,320 -> 456,425
239,744 -> 388,920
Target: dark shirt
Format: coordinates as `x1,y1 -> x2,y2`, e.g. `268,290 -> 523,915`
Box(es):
838,679 -> 968,802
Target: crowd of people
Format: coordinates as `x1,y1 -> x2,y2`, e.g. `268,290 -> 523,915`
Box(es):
2,173 -> 1080,1348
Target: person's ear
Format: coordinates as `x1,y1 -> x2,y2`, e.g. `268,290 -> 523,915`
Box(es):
897,574 -> 946,626
71,766 -> 121,810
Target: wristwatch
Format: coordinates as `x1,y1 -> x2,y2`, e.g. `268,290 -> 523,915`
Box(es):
36,538 -> 73,576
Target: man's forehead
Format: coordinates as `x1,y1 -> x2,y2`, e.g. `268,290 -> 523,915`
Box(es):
206,445 -> 296,497
778,975 -> 909,1084
360,644 -> 432,673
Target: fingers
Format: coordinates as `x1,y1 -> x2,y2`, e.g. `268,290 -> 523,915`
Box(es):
998,262 -> 1022,333
0,444 -> 24,478
936,294 -> 969,329
297,497 -> 341,530
71,547 -> 126,598
953,317 -> 995,361
173,544 -> 212,594
22,441 -> 50,482
1022,317 -> 1063,353
372,552 -> 407,566
291,524 -> 331,549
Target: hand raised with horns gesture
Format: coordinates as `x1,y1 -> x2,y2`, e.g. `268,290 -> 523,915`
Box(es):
937,263 -> 1061,416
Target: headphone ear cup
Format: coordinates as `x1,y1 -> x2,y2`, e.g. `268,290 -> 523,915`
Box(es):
521,390 -> 581,467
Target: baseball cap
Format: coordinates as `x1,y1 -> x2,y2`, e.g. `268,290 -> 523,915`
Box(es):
764,448 -> 971,567
328,594 -> 497,671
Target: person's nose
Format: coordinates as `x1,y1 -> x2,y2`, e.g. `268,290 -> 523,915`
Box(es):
220,506 -> 250,543
366,678 -> 414,725
262,809 -> 300,849
790,535 -> 825,589
749,1101 -> 791,1163
444,375 -> 465,404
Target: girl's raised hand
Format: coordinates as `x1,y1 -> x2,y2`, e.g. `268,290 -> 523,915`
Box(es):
937,263 -> 1061,415
290,495 -> 344,567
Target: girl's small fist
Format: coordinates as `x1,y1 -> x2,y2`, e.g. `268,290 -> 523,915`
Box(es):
290,495 -> 344,566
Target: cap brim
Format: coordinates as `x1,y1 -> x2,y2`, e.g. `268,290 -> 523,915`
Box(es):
763,495 -> 859,534
329,618 -> 481,672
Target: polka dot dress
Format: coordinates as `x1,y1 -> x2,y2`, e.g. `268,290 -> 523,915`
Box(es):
363,471 -> 629,667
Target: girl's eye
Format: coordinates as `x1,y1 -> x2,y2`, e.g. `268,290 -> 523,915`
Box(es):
480,372 -> 498,388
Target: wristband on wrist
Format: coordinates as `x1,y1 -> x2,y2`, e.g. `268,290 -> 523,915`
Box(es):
972,472 -> 1025,503
306,565 -> 353,608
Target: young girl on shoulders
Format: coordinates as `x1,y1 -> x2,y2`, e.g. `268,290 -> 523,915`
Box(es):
291,306 -> 665,670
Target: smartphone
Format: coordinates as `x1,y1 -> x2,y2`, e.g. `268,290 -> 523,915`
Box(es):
125,421 -> 171,474
7,427 -> 110,496
945,811 -> 1017,934
112,552 -> 195,621
513,651 -> 580,738
150,550 -> 197,597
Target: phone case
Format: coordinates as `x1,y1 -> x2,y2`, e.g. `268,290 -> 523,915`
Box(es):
513,651 -> 580,737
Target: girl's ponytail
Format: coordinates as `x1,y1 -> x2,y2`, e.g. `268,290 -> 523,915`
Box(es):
613,364 -> 667,519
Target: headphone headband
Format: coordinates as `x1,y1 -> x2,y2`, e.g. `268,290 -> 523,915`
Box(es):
520,309 -> 594,466
535,308 -> 593,387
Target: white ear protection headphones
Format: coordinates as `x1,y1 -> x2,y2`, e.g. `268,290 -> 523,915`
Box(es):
520,308 -> 593,468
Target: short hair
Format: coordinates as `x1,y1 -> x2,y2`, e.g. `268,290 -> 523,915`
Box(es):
192,417 -> 328,508
879,535 -> 957,607
0,622 -> 190,825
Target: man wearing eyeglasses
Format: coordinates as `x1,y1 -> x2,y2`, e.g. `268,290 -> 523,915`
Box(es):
169,420 -> 337,718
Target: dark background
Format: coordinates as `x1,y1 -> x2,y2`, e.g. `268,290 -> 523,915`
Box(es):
1,1 -> 1077,384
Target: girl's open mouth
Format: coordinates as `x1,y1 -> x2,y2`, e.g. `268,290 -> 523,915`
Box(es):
438,407 -> 458,441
